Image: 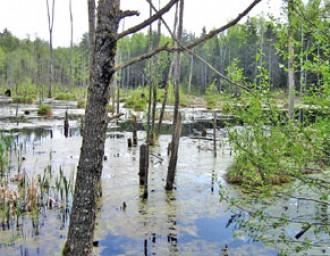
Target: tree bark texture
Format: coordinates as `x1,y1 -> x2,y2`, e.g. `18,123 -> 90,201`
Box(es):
166,112 -> 182,190
64,1 -> 120,255
166,0 -> 184,191
157,2 -> 179,135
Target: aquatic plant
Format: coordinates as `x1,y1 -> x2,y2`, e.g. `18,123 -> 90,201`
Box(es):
37,104 -> 53,116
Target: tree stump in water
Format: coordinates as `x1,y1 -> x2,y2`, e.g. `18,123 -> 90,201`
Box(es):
167,142 -> 172,156
139,144 -> 148,186
166,113 -> 182,190
132,115 -> 138,146
5,89 -> 11,97
64,111 -> 69,138
127,138 -> 132,148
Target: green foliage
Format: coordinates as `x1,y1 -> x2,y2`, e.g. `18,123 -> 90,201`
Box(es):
123,87 -> 148,111
0,134 -> 12,173
54,92 -> 76,101
37,104 -> 52,116
205,82 -> 218,108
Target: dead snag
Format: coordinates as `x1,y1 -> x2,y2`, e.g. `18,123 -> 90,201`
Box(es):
64,110 -> 69,138
127,138 -> 132,148
139,144 -> 148,186
133,115 -> 138,146
166,112 -> 182,190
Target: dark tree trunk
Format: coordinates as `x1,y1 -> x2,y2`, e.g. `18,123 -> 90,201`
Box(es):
166,113 -> 182,190
64,110 -> 69,138
157,2 -> 179,135
63,1 -> 120,255
166,0 -> 184,191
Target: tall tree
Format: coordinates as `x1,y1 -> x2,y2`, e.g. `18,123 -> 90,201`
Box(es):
46,0 -> 55,98
64,0 -> 179,254
166,0 -> 184,190
69,0 -> 74,85
288,0 -> 295,119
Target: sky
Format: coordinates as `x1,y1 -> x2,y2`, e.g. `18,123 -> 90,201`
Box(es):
0,0 -> 284,48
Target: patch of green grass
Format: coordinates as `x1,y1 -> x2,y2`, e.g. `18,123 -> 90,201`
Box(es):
37,104 -> 52,116
54,92 -> 76,101
124,87 -> 147,111
205,82 -> 218,109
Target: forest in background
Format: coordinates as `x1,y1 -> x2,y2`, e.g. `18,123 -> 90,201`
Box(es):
0,0 -> 328,97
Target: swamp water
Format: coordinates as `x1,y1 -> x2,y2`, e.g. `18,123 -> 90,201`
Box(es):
0,102 -> 327,256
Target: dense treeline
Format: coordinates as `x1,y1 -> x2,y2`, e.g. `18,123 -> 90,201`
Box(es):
0,0 -> 329,96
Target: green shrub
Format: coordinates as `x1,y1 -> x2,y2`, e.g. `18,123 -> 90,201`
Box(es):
124,87 -> 147,111
37,104 -> 52,116
54,92 -> 76,101
205,82 -> 218,109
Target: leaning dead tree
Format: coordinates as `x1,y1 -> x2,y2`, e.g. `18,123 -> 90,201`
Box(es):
46,0 -> 55,98
64,0 -> 263,254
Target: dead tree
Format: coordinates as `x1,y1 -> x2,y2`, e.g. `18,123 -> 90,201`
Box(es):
157,2 -> 179,135
69,0 -> 74,85
64,110 -> 69,138
46,0 -> 55,98
151,17 -> 161,143
166,0 -> 184,191
64,0 -> 263,254
64,1 -> 179,255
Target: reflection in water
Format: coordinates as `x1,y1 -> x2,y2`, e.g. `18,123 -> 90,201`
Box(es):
2,123 -> 324,255
166,192 -> 178,256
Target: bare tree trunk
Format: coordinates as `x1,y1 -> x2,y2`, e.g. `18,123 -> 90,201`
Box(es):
166,0 -> 184,191
188,51 -> 194,94
142,2 -> 154,199
299,25 -> 304,96
63,1 -> 120,255
151,18 -> 161,143
157,2 -> 179,135
288,0 -> 295,120
69,0 -> 74,86
46,0 -> 55,98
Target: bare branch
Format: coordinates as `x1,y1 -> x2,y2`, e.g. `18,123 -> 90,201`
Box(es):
114,43 -> 171,71
119,10 -> 140,20
117,0 -> 179,40
146,0 -> 252,91
115,0 -> 261,92
108,113 -> 124,122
